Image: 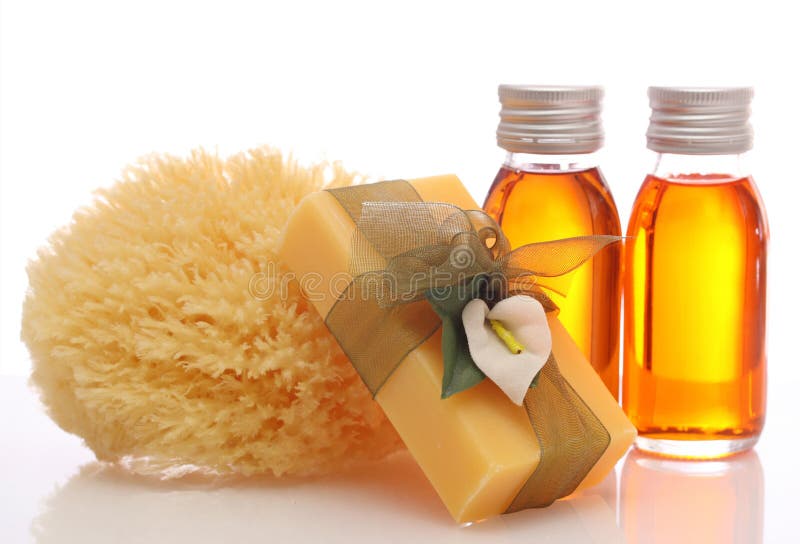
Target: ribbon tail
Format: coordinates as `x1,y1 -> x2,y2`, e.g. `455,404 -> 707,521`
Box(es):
505,354 -> 611,511
502,235 -> 622,278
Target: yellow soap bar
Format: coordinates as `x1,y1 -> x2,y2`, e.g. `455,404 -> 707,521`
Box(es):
278,175 -> 635,523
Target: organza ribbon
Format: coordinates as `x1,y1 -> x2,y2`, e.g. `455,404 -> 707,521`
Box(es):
325,180 -> 617,510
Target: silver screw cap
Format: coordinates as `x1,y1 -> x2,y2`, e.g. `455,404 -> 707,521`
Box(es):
647,87 -> 754,155
497,85 -> 604,155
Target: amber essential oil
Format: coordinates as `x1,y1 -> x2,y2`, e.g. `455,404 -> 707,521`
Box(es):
623,87 -> 767,458
485,163 -> 622,397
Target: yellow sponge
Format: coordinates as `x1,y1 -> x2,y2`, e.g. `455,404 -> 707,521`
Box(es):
21,147 -> 403,476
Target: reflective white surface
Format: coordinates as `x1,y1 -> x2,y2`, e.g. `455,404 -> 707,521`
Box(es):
1,375 -> 797,543
621,450 -> 763,543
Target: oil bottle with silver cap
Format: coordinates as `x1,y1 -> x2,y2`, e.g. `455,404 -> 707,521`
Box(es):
623,87 -> 768,459
483,85 -> 623,399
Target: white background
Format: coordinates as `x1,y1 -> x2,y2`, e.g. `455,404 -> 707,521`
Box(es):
1,0 -> 798,378
2,2 -> 800,542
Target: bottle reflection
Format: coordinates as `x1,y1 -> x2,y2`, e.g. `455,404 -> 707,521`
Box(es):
621,450 -> 764,544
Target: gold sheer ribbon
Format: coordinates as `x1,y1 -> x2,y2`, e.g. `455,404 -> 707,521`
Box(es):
325,180 -> 617,510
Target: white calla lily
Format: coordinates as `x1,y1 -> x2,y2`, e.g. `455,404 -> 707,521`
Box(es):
462,295 -> 552,405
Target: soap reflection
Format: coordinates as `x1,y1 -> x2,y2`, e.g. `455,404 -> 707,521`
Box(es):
463,468 -> 623,543
31,452 -> 623,544
621,450 -> 764,544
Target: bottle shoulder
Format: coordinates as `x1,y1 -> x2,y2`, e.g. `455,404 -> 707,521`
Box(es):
484,165 -> 622,237
628,174 -> 768,241
489,165 -> 619,209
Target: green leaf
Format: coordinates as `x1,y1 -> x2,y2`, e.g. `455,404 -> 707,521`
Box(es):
530,370 -> 541,388
425,276 -> 486,399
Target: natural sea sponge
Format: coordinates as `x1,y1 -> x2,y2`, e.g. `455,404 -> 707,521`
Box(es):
21,147 -> 403,476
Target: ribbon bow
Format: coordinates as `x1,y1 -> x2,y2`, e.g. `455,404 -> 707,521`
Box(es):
325,180 -> 619,510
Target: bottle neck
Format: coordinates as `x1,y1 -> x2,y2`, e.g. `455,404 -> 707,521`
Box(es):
503,151 -> 601,173
652,152 -> 750,183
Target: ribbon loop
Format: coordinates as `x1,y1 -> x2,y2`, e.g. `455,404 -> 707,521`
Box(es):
325,180 -> 618,511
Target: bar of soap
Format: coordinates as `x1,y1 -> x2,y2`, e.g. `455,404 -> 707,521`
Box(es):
278,175 -> 635,523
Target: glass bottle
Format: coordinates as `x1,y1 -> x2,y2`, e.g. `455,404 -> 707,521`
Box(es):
623,87 -> 768,458
483,85 -> 622,398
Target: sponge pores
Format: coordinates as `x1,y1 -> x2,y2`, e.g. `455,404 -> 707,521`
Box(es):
21,147 -> 403,476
